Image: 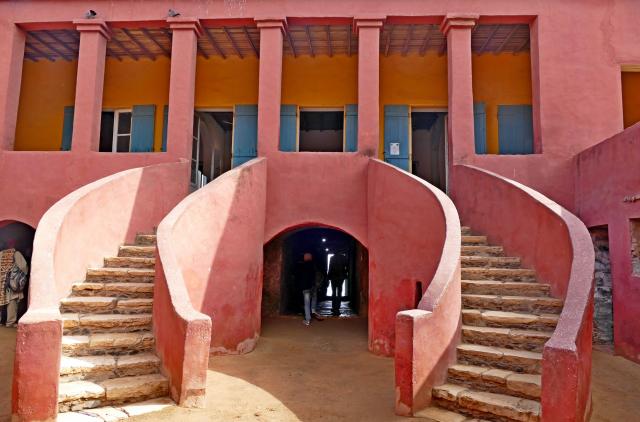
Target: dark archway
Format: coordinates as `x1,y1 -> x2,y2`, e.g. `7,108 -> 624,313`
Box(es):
0,220 -> 35,325
262,227 -> 368,319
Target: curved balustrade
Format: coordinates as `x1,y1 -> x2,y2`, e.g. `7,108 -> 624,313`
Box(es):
451,164 -> 594,422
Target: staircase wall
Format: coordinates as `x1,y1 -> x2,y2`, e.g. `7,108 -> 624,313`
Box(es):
451,164 -> 594,422
12,160 -> 189,422
575,122 -> 640,363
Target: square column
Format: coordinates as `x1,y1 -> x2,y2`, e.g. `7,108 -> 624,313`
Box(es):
441,14 -> 478,164
0,24 -> 25,151
256,19 -> 285,157
71,19 -> 110,152
166,18 -> 202,159
355,18 -> 384,157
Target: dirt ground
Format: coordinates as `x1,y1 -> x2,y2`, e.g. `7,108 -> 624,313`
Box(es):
2,319 -> 640,421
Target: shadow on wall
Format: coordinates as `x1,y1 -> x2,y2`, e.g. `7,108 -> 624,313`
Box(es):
0,221 -> 35,325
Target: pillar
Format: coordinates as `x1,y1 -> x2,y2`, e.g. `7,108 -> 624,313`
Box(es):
71,19 -> 110,152
166,17 -> 202,159
355,18 -> 384,157
441,14 -> 478,165
0,23 -> 26,151
256,19 -> 285,157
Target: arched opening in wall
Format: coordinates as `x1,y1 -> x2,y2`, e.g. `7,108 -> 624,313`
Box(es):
0,221 -> 35,327
262,227 -> 368,321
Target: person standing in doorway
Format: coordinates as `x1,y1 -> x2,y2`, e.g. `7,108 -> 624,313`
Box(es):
328,250 -> 348,316
0,248 -> 28,327
296,252 -> 323,326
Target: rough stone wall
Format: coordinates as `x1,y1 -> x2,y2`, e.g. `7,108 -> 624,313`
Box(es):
590,227 -> 613,344
262,237 -> 283,317
631,219 -> 640,276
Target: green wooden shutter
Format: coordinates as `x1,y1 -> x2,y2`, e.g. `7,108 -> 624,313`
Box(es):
498,105 -> 534,154
232,105 -> 258,167
130,105 -> 156,152
345,104 -> 358,152
384,105 -> 410,171
279,104 -> 297,152
61,106 -> 74,151
474,102 -> 487,154
161,105 -> 168,152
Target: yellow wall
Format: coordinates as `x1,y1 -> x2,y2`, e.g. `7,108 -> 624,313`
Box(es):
15,60 -> 77,151
622,71 -> 640,129
472,53 -> 533,154
195,56 -> 259,107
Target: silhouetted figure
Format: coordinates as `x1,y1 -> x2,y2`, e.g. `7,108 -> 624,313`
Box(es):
328,251 -> 348,315
295,253 -> 324,326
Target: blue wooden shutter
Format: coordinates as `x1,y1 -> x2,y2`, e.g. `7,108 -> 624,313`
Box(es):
384,105 -> 410,171
279,104 -> 297,152
345,104 -> 358,152
130,105 -> 156,152
474,102 -> 487,154
232,104 -> 258,167
61,106 -> 74,151
161,105 -> 168,152
498,105 -> 534,154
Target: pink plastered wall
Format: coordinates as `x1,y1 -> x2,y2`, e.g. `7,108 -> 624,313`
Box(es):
575,122 -> 640,363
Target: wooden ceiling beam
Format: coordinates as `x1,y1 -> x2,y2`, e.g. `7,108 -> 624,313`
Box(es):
203,28 -> 226,59
384,25 -> 393,56
28,32 -> 72,61
286,29 -> 297,58
515,37 -> 530,54
122,28 -> 156,60
401,24 -> 413,56
46,31 -> 77,56
347,25 -> 352,57
478,25 -> 501,54
109,34 -> 139,61
419,27 -> 433,56
326,25 -> 333,57
141,28 -> 170,57
25,43 -> 54,62
243,26 -> 259,58
304,26 -> 315,57
223,27 -> 243,58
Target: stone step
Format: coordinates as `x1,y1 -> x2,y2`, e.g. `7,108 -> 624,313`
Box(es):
461,256 -> 521,269
462,268 -> 536,282
432,383 -> 540,422
461,280 -> 551,297
414,405 -> 474,422
71,282 -> 154,299
462,309 -> 558,331
62,332 -> 154,356
461,245 -> 504,257
63,313 -> 152,335
60,353 -> 160,382
134,234 -> 157,246
447,364 -> 541,400
461,226 -> 472,236
118,245 -> 155,258
461,236 -> 488,246
86,268 -> 155,283
457,344 -> 542,374
462,294 -> 563,314
60,297 -> 153,314
58,373 -> 169,412
461,325 -> 552,353
104,256 -> 155,269
57,397 -> 174,422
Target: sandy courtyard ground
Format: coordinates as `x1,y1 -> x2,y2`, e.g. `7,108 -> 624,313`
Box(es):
2,318 -> 640,421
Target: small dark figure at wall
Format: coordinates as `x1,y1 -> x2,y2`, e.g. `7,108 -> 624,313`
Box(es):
328,251 -> 349,316
0,248 -> 29,327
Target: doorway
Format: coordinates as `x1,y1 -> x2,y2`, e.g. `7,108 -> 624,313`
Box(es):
299,109 -> 344,152
411,111 -> 447,192
191,111 -> 234,189
262,227 -> 368,319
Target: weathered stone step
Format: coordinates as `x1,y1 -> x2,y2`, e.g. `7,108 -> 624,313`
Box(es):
86,268 -> 155,283
432,383 -> 540,422
118,245 -> 155,258
462,309 -> 558,331
134,234 -> 157,246
57,397 -> 174,422
462,235 -> 488,246
63,313 -> 152,334
62,332 -> 154,356
461,226 -> 472,236
447,364 -> 541,400
60,353 -> 160,382
58,373 -> 169,412
71,282 -> 154,299
462,268 -> 536,282
462,280 -> 550,297
457,344 -> 542,374
461,256 -> 521,269
104,256 -> 155,269
461,325 -> 552,353
60,297 -> 153,314
414,405 -> 474,421
461,245 -> 504,257
462,294 -> 563,314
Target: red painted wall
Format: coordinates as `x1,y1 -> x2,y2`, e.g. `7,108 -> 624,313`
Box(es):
575,122 -> 640,363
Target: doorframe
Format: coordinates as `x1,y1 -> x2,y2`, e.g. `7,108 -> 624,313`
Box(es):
409,106 -> 450,194
299,106 -> 344,152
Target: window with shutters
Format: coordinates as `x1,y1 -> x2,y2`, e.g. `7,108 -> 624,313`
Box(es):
497,105 -> 534,155
99,110 -> 132,152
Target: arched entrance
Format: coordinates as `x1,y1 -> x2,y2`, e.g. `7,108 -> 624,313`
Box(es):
0,220 -> 35,326
262,227 -> 368,320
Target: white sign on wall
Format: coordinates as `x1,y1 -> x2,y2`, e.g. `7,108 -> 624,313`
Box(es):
390,142 -> 400,156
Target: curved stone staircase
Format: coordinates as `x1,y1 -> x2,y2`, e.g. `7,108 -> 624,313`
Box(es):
418,226 -> 564,422
57,234 -> 173,420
